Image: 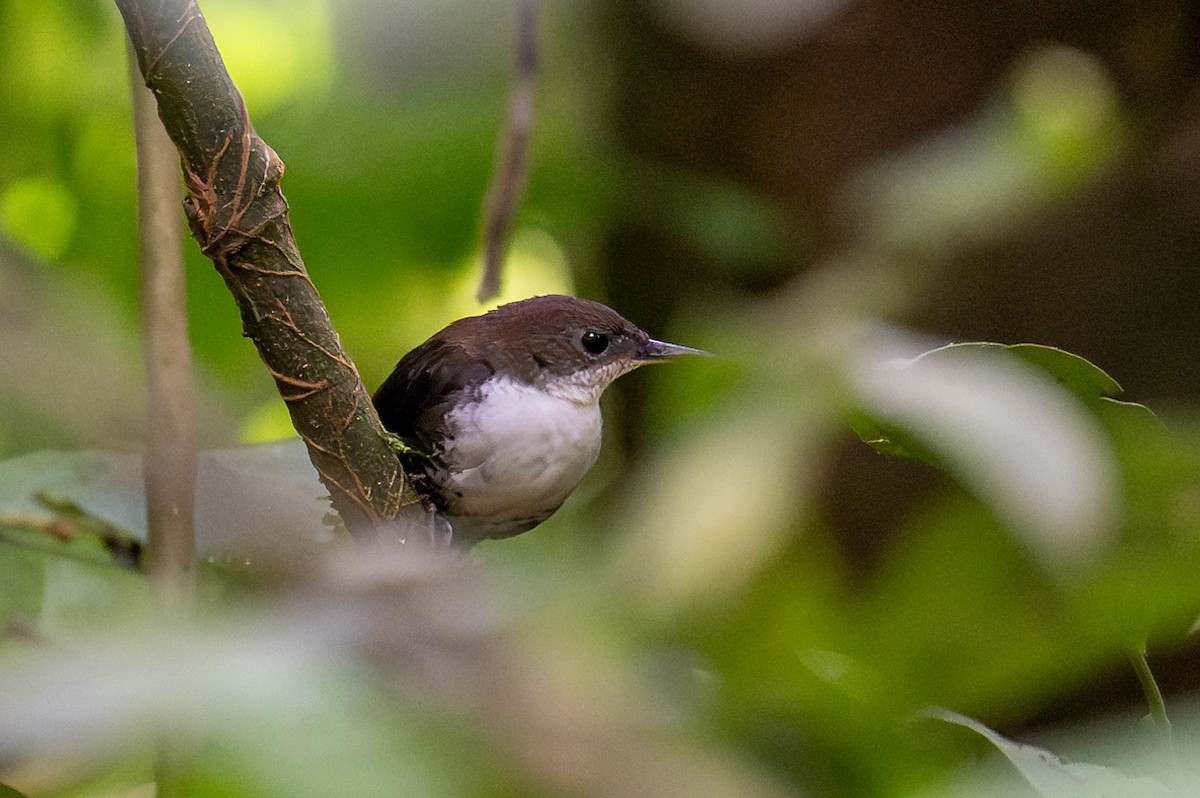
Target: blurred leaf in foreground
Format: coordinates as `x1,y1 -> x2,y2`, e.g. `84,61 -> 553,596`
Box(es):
0,781 -> 33,798
925,708 -> 1184,798
0,442 -> 331,560
0,547 -> 802,798
847,336 -> 1121,566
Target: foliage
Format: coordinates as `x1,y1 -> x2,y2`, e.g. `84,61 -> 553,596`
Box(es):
2,2 -> 1199,798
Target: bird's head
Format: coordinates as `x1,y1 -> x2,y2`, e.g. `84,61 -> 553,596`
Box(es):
452,295 -> 706,405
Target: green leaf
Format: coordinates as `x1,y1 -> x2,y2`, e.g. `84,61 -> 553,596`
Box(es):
920,344 -> 1161,427
848,410 -> 940,466
847,338 -> 1120,562
0,782 -> 35,798
1002,343 -> 1122,398
854,341 -> 1136,461
0,537 -> 45,624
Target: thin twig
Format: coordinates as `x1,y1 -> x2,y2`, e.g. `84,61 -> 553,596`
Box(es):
477,0 -> 539,303
130,43 -> 197,798
1127,645 -> 1172,738
130,45 -> 197,599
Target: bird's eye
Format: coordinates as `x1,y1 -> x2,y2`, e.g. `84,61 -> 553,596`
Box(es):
581,331 -> 610,355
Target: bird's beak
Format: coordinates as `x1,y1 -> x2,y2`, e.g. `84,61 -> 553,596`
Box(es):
639,338 -> 711,361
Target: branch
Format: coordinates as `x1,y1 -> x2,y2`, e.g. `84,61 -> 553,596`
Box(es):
477,0 -> 539,303
115,0 -> 420,539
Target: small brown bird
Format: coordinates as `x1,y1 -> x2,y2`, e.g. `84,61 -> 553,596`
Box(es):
372,295 -> 703,545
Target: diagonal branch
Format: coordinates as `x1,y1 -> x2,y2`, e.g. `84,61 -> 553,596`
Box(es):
115,0 -> 421,539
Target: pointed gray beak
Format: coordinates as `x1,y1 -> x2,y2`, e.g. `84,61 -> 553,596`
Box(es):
639,338 -> 711,361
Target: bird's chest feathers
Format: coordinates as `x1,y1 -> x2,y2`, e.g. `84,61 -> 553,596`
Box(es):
438,378 -> 602,522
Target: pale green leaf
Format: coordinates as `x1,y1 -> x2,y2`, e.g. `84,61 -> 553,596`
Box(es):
931,708 -> 1178,798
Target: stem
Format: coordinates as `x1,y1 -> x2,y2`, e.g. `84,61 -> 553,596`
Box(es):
131,43 -> 196,798
1127,644 -> 1171,735
131,46 -> 196,601
477,0 -> 539,303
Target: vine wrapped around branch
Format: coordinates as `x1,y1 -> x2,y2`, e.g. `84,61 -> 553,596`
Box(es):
115,0 -> 420,538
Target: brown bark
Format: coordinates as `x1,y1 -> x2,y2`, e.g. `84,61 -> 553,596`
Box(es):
115,0 -> 420,539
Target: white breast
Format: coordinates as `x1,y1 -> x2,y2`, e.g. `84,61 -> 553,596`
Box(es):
439,377 -> 603,533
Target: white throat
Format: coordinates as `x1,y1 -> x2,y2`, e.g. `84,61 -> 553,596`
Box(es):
535,360 -> 631,406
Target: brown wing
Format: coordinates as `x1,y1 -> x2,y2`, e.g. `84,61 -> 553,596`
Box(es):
371,337 -> 495,456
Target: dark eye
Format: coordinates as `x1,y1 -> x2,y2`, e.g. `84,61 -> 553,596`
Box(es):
581,331 -> 610,355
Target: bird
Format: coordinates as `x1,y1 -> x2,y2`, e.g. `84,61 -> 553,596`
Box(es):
372,294 -> 704,545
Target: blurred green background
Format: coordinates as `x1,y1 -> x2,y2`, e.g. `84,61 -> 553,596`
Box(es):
3,1 -> 1200,797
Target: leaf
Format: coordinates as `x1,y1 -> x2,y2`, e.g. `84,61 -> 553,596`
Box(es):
847,410 -> 940,466
929,708 -> 1178,798
1000,343 -> 1122,400
0,539 -> 45,625
936,344 -> 1161,430
858,343 -> 1146,462
0,451 -> 145,542
0,782 -> 34,798
0,442 -> 331,560
848,335 -> 1121,563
